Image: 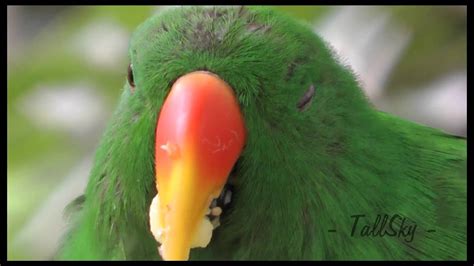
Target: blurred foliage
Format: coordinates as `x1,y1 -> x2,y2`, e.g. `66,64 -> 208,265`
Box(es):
385,6 -> 466,94
8,6 -> 157,260
7,6 -> 466,260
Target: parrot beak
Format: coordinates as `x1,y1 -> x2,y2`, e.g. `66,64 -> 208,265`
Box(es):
151,71 -> 246,260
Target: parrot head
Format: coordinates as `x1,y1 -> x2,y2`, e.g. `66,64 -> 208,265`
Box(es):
121,6 -> 370,260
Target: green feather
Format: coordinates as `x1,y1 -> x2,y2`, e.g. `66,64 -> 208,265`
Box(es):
57,6 -> 466,260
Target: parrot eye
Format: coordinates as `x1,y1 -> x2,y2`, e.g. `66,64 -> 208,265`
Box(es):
127,63 -> 136,92
297,84 -> 315,111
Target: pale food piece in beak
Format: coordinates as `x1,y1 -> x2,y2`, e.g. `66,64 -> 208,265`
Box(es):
149,194 -> 214,249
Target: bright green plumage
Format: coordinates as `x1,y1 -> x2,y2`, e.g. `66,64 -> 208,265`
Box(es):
58,6 -> 466,260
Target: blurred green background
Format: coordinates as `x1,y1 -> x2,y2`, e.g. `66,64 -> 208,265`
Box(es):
7,6 -> 466,260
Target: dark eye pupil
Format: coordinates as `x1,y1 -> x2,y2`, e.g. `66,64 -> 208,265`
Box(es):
297,84 -> 315,111
127,64 -> 135,91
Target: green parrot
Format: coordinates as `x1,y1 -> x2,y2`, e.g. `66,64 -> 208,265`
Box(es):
57,6 -> 466,260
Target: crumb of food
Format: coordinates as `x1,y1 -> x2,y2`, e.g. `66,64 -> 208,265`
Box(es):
149,194 -> 168,243
158,246 -> 164,258
190,216 -> 213,248
224,190 -> 232,205
160,141 -> 180,159
149,193 -> 216,254
211,207 -> 222,216
211,217 -> 221,229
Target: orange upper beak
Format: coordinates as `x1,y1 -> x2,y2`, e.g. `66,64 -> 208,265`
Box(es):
152,71 -> 246,260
